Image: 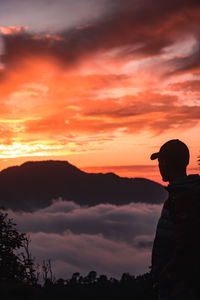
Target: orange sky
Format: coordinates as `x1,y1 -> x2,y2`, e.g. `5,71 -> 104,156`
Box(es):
0,0 -> 200,182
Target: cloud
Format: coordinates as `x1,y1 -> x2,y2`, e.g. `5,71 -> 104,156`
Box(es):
166,44 -> 200,75
30,231 -> 153,279
0,26 -> 27,35
168,79 -> 200,92
1,0 -> 200,74
7,199 -> 163,279
0,71 -> 199,156
0,0 -> 110,33
9,199 -> 161,243
23,91 -> 200,137
0,83 -> 199,153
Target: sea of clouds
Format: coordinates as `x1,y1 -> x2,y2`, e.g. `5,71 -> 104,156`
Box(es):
7,199 -> 163,280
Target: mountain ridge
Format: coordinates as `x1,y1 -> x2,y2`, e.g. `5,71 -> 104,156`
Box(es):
0,160 -> 167,211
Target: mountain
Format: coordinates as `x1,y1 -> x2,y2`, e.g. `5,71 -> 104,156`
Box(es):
0,160 -> 167,211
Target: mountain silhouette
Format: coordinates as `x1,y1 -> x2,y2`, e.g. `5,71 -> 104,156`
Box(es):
0,160 -> 167,211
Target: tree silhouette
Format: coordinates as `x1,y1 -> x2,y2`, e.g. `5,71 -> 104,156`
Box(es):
0,211 -> 36,284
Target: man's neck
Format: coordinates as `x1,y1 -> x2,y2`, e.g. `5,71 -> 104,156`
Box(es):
169,172 -> 187,184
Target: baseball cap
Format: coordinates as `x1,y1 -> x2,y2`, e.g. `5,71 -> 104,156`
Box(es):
150,139 -> 190,165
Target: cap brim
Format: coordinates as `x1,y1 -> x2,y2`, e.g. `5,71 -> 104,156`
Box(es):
150,152 -> 159,160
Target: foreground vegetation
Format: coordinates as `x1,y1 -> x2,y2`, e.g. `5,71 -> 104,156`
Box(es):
0,271 -> 157,300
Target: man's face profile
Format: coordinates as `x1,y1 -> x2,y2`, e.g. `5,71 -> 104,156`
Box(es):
158,158 -> 169,182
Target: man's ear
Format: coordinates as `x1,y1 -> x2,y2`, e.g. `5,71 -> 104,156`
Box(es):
163,159 -> 167,168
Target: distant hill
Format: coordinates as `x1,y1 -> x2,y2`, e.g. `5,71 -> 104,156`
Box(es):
0,161 -> 167,211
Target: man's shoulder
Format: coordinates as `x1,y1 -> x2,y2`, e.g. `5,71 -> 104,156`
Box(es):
167,174 -> 200,198
172,187 -> 200,202
168,187 -> 200,219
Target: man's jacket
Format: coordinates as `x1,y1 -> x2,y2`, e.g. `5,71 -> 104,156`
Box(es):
151,174 -> 200,287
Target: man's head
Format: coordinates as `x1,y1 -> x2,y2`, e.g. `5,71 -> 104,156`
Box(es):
150,139 -> 190,182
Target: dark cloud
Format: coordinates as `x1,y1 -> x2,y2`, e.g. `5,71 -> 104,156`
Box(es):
0,0 -> 110,33
7,199 -> 162,279
166,43 -> 200,75
1,0 -> 200,75
168,80 -> 200,92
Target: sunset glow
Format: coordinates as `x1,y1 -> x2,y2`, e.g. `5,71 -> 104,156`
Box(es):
0,0 -> 200,181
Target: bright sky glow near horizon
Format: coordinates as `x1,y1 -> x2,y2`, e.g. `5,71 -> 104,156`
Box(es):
0,0 -> 200,182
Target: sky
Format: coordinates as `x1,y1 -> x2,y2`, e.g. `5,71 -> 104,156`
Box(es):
0,0 -> 200,182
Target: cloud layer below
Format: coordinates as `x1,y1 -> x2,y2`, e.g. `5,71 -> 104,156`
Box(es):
8,198 -> 162,279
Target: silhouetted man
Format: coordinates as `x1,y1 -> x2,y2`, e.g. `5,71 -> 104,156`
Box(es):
150,139 -> 200,299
